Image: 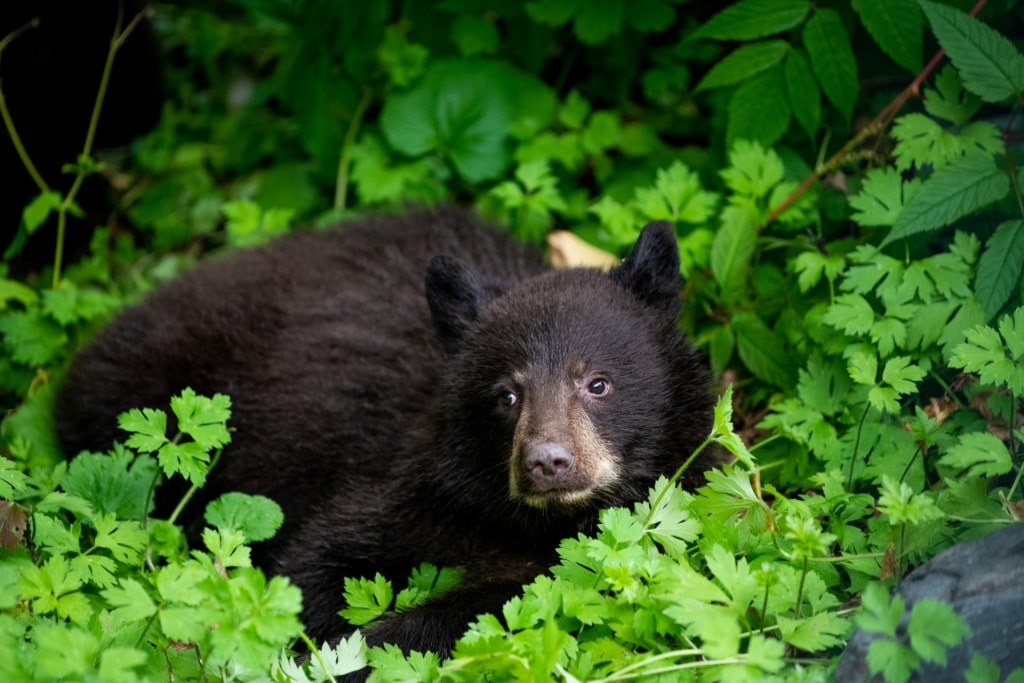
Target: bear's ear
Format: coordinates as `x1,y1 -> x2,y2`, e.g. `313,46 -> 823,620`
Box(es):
426,255 -> 487,356
609,221 -> 681,316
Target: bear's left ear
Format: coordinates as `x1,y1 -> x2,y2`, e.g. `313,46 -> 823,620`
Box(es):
426,255 -> 487,356
609,221 -> 681,317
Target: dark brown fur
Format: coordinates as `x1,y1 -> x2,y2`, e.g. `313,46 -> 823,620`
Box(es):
57,206 -> 714,665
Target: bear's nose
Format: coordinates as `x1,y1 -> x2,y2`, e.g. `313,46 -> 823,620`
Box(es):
525,443 -> 575,482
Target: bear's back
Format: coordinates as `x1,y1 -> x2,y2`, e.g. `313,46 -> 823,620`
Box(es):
57,207 -> 545,538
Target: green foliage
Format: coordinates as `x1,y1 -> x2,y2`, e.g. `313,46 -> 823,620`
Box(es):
3,1 -> 1024,681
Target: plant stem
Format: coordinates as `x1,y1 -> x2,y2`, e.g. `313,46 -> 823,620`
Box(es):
167,447 -> 224,526
334,88 -> 375,210
52,3 -> 149,289
643,433 -> 713,527
0,20 -> 50,194
793,556 -> 808,619
846,402 -> 871,490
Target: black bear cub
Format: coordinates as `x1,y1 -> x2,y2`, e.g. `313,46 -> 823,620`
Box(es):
58,207 -> 713,660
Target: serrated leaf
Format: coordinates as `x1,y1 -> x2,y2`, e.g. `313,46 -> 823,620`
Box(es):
849,168 -> 921,227
721,140 -> 785,198
853,0 -> 923,72
907,599 -> 971,664
0,309 -> 67,366
784,48 -> 821,138
939,432 -> 1013,478
119,407 -> 168,453
883,153 -> 1009,246
951,308 -> 1024,394
340,574 -> 394,626
102,578 -> 157,624
924,65 -> 982,125
170,388 -> 232,451
727,65 -> 791,147
696,0 -> 810,41
695,40 -> 789,92
778,611 -> 849,651
157,441 -> 210,486
62,447 -> 158,520
919,0 -> 1024,102
825,294 -> 876,336
976,220 -> 1024,321
804,8 -> 858,120
20,191 -> 63,235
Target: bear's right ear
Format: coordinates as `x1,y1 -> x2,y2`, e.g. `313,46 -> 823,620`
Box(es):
609,221 -> 681,317
426,255 -> 487,356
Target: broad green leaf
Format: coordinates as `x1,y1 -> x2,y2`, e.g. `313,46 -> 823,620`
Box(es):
824,294 -> 875,336
784,48 -> 821,138
696,0 -> 810,41
804,8 -> 858,120
732,312 -> 797,389
170,388 -> 232,451
883,153 -> 1009,246
727,65 -> 791,147
853,0 -> 923,72
711,204 -> 757,303
778,612 -> 849,651
451,15 -> 498,56
695,40 -> 790,92
205,492 -> 284,543
975,220 -> 1024,321
20,191 -> 63,235
919,0 -> 1024,102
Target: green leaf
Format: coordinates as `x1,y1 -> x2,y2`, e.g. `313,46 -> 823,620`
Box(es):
852,0 -> 923,72
976,220 -> 1024,321
951,308 -> 1024,394
340,573 -> 394,626
20,191 -> 63,235
880,356 -> 926,394
721,140 -> 785,198
868,638 -> 919,683
784,48 -> 821,138
205,492 -> 284,543
924,65 -> 982,125
778,611 -> 849,651
158,442 -> 211,486
61,447 -> 158,520
727,65 -> 791,148
102,578 -> 157,624
450,15 -> 498,56
381,59 -> 515,182
119,407 -> 168,453
804,8 -> 858,120
711,205 -> 757,303
695,40 -> 789,92
632,161 -> 718,224
732,312 -> 797,389
877,476 -> 944,525
170,388 -> 232,451
93,514 -> 147,564
825,294 -> 875,336
939,432 -> 1013,478
696,0 -> 810,41
0,309 -> 67,366
883,153 -> 1009,246
849,168 -> 920,227
907,599 -> 971,664
918,0 -> 1024,102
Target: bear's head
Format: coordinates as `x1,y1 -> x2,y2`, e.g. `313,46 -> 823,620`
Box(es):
426,222 -> 712,534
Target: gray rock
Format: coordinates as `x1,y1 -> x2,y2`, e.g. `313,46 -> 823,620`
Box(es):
836,523 -> 1024,681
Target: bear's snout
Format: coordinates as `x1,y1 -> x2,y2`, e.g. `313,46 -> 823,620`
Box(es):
525,442 -> 575,485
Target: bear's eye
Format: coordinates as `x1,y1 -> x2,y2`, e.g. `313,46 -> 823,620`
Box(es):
498,390 -> 518,408
586,378 -> 610,396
